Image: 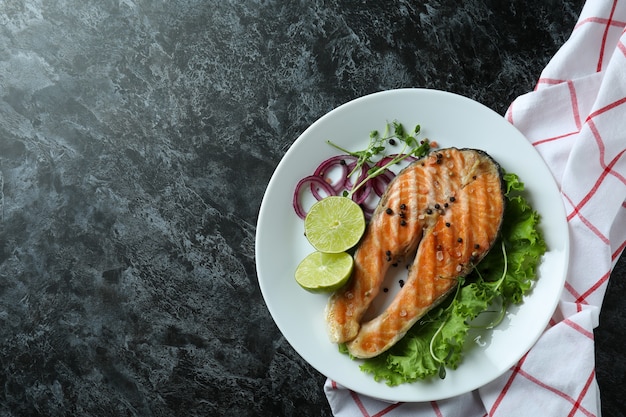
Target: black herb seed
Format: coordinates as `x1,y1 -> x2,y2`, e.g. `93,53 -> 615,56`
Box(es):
449,196 -> 456,202
400,220 -> 407,226
445,222 -> 451,227
400,203 -> 406,210
386,208 -> 393,215
399,279 -> 405,288
457,238 -> 463,243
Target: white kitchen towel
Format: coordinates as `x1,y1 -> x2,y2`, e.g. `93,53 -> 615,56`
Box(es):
324,0 -> 626,415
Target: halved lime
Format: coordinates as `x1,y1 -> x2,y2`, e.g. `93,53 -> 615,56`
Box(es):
304,196 -> 365,253
295,251 -> 354,293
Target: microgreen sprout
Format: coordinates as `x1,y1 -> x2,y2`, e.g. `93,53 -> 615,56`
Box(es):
471,240 -> 509,330
327,121 -> 430,198
428,276 -> 465,375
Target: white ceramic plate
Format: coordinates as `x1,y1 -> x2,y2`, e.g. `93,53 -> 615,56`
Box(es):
255,89 -> 569,402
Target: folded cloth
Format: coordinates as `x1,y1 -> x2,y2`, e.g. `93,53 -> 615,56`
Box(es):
324,1 -> 626,415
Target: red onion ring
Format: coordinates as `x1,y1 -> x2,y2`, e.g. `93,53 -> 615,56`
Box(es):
351,180 -> 372,206
293,175 -> 337,219
292,152 -> 421,220
313,155 -> 357,192
372,170 -> 395,197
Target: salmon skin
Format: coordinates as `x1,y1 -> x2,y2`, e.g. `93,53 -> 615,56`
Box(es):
325,147 -> 505,358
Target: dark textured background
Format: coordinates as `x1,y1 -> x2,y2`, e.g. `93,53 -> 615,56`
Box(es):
0,1 -> 623,416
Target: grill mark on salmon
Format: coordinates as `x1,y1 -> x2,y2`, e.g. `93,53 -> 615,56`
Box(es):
325,148 -> 505,358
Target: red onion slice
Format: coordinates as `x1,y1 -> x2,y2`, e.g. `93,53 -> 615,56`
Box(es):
313,155 -> 357,192
293,175 -> 337,219
372,170 -> 395,197
293,153 -> 421,220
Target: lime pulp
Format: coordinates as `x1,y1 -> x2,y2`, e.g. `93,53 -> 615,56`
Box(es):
295,251 -> 354,293
304,196 -> 365,253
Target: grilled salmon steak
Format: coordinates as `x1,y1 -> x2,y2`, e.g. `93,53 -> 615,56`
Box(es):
325,148 -> 505,358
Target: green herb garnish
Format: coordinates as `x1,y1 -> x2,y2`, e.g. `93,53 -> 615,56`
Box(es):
327,121 -> 431,198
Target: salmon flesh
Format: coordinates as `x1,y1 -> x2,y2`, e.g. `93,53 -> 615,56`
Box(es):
325,148 -> 505,358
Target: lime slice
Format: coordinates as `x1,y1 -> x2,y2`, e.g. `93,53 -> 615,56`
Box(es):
295,251 -> 354,293
304,196 -> 365,253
